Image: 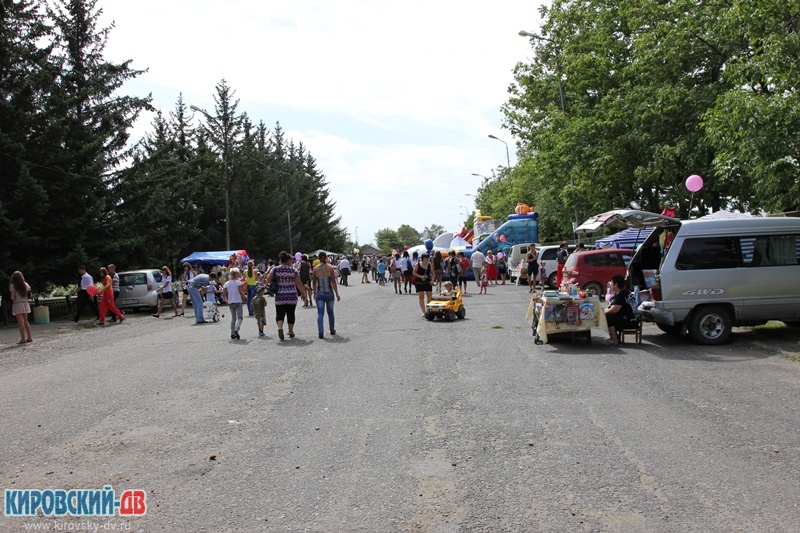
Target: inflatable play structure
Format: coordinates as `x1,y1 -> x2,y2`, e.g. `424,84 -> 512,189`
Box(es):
471,204 -> 538,257
406,205 -> 539,261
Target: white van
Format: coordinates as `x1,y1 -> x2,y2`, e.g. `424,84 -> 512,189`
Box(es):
577,210 -> 800,345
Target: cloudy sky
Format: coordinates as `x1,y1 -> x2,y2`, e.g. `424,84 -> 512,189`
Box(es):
98,0 -> 545,248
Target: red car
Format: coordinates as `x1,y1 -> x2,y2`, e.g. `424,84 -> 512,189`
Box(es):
563,248 -> 634,295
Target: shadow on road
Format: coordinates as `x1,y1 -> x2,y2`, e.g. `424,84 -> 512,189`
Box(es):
537,328 -> 794,364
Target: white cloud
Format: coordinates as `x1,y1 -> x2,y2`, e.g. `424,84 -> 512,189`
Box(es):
98,0 -> 544,248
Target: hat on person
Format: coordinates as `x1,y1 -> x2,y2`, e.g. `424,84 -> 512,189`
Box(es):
256,285 -> 266,294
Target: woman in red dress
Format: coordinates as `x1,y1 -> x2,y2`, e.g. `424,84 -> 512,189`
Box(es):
97,267 -> 125,325
485,250 -> 498,284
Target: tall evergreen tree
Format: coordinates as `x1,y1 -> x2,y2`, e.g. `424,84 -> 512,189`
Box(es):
0,0 -> 149,288
192,78 -> 243,250
0,0 -> 56,285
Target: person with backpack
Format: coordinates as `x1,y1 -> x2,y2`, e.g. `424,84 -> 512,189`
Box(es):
446,251 -> 460,292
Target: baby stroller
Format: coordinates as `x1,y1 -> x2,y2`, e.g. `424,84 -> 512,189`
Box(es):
202,299 -> 220,322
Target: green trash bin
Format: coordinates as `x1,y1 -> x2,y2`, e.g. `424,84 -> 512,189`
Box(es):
33,306 -> 50,325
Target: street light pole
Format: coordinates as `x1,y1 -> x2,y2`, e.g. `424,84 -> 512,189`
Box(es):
285,182 -> 293,255
487,135 -> 511,167
274,168 -> 312,255
518,31 -> 565,114
518,30 -> 578,234
190,104 -> 231,250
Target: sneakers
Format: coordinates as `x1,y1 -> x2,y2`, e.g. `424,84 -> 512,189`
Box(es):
330,330 -> 336,336
318,332 -> 324,339
258,331 -> 265,337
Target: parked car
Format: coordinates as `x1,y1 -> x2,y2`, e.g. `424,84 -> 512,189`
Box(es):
563,248 -> 634,295
116,269 -> 163,312
577,209 -> 800,345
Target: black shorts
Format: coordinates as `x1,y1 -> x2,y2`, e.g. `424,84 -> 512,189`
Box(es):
415,282 -> 432,293
162,291 -> 174,300
606,313 -> 638,330
527,262 -> 538,275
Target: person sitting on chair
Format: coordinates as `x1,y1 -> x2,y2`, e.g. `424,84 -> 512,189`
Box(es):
603,274 -> 638,345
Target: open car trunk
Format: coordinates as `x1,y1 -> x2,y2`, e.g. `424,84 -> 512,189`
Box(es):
575,210 -> 681,291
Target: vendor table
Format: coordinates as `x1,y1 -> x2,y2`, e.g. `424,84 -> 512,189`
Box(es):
525,295 -> 608,344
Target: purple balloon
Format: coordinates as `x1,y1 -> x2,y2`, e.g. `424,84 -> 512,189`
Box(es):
294,252 -> 302,261
686,174 -> 704,193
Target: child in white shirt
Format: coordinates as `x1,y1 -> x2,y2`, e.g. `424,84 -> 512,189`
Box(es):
441,281 -> 455,297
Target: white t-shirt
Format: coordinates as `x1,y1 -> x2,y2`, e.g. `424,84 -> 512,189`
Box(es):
160,275 -> 173,293
471,250 -> 486,268
223,279 -> 243,304
339,258 -> 351,270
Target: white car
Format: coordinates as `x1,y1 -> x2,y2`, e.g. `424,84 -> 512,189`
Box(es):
116,269 -> 164,312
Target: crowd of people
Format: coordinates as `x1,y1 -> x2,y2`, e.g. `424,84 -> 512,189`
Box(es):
182,251 -> 341,341
8,241 -> 625,345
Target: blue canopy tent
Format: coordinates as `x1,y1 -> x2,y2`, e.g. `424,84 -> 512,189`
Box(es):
594,227 -> 654,250
179,250 -> 249,266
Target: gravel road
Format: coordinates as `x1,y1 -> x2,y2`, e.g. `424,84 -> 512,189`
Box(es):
1,281 -> 798,532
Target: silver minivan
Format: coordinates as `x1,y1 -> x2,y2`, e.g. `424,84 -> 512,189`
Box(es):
576,210 -> 800,345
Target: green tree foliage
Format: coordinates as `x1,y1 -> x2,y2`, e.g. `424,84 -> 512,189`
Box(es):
497,0 -> 799,242
396,224 -> 421,248
375,228 -> 400,253
703,0 -> 800,213
123,101 -> 348,263
111,96 -> 203,267
0,0 -> 150,289
421,224 -> 445,240
0,2 -> 347,289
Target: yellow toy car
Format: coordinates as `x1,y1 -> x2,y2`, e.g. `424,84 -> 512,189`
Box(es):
425,290 -> 466,321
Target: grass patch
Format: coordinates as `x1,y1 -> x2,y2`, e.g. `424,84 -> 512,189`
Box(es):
747,321 -> 800,342
491,325 -> 504,329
